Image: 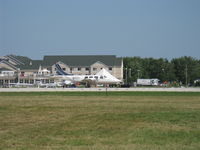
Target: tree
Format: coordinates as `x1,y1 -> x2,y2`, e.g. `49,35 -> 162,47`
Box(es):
123,57 -> 144,83
124,56 -> 199,85
171,56 -> 200,85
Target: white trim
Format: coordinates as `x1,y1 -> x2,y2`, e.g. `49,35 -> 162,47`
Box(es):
90,61 -> 108,67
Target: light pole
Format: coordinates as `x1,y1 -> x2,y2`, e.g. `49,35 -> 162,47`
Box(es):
125,68 -> 128,84
185,64 -> 188,87
162,68 -> 165,82
129,68 -> 131,78
137,70 -> 140,79
17,68 -> 20,84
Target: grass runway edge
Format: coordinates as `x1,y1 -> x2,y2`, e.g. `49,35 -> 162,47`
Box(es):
0,91 -> 200,96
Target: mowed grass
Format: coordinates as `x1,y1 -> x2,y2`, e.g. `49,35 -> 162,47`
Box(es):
0,92 -> 200,150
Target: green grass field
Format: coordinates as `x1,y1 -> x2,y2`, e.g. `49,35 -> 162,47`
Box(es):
0,92 -> 200,150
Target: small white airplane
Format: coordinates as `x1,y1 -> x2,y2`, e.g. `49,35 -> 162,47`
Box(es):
54,63 -> 121,85
8,82 -> 34,87
34,79 -> 63,88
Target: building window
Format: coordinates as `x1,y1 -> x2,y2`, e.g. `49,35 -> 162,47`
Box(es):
25,80 -> 29,83
93,68 -> 97,71
85,68 -> 89,71
46,79 -> 49,83
20,72 -> 25,77
78,67 -> 81,71
0,80 -> 3,85
30,80 -> 34,84
70,68 -> 73,73
10,80 -> 14,83
20,79 -> 23,83
109,67 -> 112,71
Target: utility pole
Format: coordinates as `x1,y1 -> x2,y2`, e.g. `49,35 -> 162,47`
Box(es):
185,64 -> 188,87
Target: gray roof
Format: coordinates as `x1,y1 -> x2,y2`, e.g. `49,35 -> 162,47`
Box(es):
16,60 -> 43,70
2,55 -> 122,71
0,60 -> 18,70
5,55 -> 32,65
0,67 -> 12,72
43,55 -> 122,67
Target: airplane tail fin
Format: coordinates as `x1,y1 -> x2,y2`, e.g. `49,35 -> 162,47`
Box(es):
55,63 -> 72,75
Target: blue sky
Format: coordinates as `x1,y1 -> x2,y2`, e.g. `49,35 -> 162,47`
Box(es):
0,0 -> 200,59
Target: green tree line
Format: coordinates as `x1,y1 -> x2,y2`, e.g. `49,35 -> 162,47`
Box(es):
123,56 -> 200,85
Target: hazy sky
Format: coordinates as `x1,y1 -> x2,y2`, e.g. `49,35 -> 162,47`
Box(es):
0,0 -> 200,59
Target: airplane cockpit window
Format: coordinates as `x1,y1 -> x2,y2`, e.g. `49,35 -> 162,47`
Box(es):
100,76 -> 103,79
104,76 -> 107,78
89,76 -> 93,78
94,76 -> 98,79
85,76 -> 88,79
